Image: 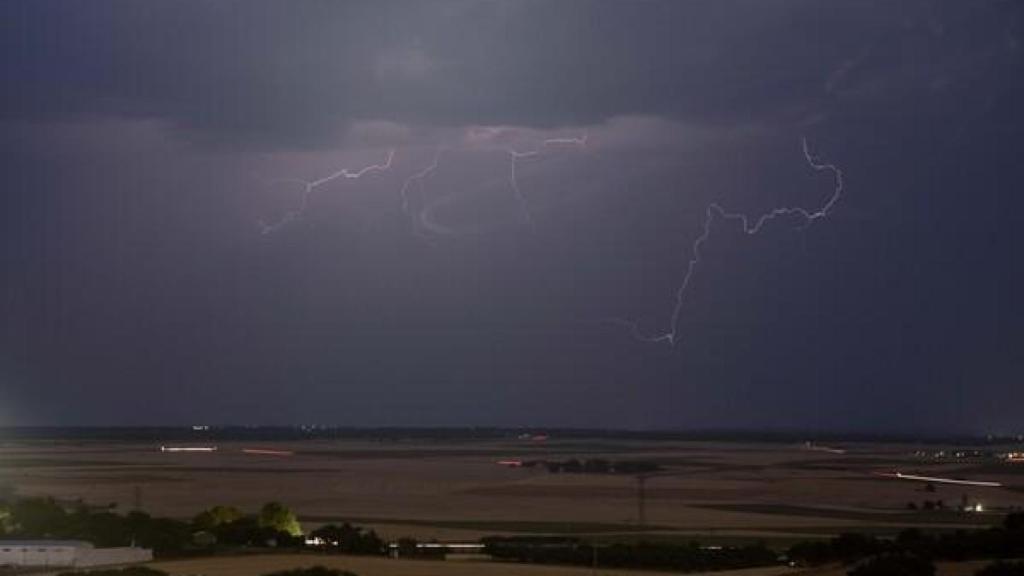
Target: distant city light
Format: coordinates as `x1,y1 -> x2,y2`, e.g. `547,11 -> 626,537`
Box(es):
159,446 -> 217,452
803,441 -> 847,454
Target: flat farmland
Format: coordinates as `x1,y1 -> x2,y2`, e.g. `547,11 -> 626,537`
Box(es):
145,555 -> 1007,576
3,436 -> 1023,542
147,553 -> 797,576
142,553 -> 806,573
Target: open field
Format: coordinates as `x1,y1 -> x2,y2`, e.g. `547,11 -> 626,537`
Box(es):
144,554 -> 1021,576
3,434 -> 1024,544
147,553 -> 796,576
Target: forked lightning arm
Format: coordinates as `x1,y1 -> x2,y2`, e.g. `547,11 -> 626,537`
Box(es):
259,149 -> 396,234
621,138 -> 844,346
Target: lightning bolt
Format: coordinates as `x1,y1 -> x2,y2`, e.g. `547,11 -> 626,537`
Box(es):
254,133 -> 839,350
258,149 -> 396,234
620,137 -> 844,346
398,147 -> 445,239
506,133 -> 588,225
397,132 -> 587,238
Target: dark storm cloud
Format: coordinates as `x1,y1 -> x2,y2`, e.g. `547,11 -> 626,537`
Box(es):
2,0 -> 1023,432
3,0 -> 1017,147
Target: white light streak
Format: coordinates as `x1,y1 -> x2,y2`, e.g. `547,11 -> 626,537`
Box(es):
890,472 -> 1003,488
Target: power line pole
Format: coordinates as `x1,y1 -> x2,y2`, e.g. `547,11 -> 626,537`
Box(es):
636,475 -> 647,527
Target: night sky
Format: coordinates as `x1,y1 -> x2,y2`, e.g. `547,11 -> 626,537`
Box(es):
1,1 -> 1021,432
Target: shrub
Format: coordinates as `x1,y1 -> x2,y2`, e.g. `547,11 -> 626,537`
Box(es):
977,561 -> 1024,576
847,554 -> 935,576
261,566 -> 357,576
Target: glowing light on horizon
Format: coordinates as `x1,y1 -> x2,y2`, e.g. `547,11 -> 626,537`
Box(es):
803,441 -> 848,454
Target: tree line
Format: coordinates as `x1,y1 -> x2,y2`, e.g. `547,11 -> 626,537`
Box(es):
0,497 -> 380,557
55,566 -> 358,576
8,495 -> 1024,575
787,513 -> 1024,575
482,536 -> 776,572
518,458 -> 662,474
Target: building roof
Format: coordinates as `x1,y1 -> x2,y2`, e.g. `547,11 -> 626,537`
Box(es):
0,540 -> 93,548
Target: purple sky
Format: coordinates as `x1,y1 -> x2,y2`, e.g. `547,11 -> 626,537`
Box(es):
1,1 -> 1022,433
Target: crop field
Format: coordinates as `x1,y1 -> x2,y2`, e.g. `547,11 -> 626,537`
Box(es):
3,435 -> 1024,544
144,555 -> 1008,576
147,553 -> 798,576
22,553 -> 1009,576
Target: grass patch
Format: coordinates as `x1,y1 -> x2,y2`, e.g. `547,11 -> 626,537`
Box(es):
0,458 -> 140,469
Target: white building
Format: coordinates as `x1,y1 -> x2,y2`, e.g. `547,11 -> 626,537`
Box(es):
0,540 -> 152,568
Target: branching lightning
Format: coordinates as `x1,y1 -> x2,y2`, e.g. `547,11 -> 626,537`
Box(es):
505,133 -> 588,225
395,132 -> 586,237
254,132 -> 840,351
399,147 -> 444,215
258,149 -> 396,234
398,147 -> 447,239
257,132 -> 585,239
620,138 -> 844,346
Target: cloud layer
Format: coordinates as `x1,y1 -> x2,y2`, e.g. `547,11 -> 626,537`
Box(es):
1,1 -> 1022,432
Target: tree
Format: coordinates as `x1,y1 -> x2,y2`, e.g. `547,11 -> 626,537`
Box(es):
396,537 -> 418,557
1005,513 -> 1024,533
788,539 -> 835,566
258,502 -> 302,537
0,503 -> 13,534
193,505 -> 244,531
212,515 -> 261,546
9,497 -> 68,535
261,567 -> 357,576
832,533 -> 885,562
308,523 -> 383,555
848,554 -> 935,576
977,561 -> 1024,576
